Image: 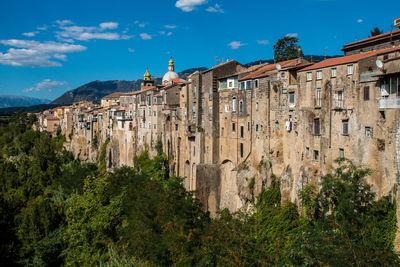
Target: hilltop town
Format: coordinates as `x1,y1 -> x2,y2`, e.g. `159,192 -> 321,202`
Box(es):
36,26 -> 400,216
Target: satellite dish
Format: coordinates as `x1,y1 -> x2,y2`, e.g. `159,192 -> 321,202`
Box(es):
276,64 -> 281,70
376,60 -> 383,69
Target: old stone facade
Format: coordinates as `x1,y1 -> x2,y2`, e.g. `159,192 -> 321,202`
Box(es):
36,32 -> 400,225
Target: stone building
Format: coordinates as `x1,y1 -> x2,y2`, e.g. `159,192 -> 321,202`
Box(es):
36,28 -> 400,223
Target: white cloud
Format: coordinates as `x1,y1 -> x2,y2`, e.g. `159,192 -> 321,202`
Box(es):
257,40 -> 270,45
139,23 -> 146,28
22,31 -> 39,37
24,79 -> 67,92
99,22 -> 118,30
0,39 -> 86,67
206,4 -> 224,13
128,48 -> 135,53
56,20 -> 74,26
37,25 -> 48,31
175,0 -> 208,12
357,19 -> 363,23
164,24 -> 177,29
167,32 -> 173,36
140,33 -> 152,40
228,41 -> 246,50
56,23 -> 129,41
159,31 -> 166,35
286,33 -> 298,37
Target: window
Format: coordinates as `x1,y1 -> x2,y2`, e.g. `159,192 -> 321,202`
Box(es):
148,107 -> 151,116
254,79 -> 259,88
246,80 -> 252,89
221,127 -> 224,136
256,124 -> 259,132
363,86 -> 370,101
342,119 -> 349,135
232,123 -> 236,132
347,64 -> 354,75
240,143 -> 244,158
314,118 -> 320,135
182,86 -> 185,97
315,88 -> 322,107
239,100 -> 243,113
289,92 -> 295,105
232,97 -> 237,112
225,104 -> 229,112
240,81 -> 245,90
148,122 -> 151,129
306,72 -> 312,81
209,88 -> 212,100
331,68 -> 337,78
256,102 -> 259,111
248,122 -> 250,131
313,150 -> 319,161
316,70 -> 322,80
193,104 -> 196,118
154,124 -> 156,129
193,85 -> 197,98
147,95 -> 151,105
228,81 -> 233,88
335,91 -> 344,108
209,107 -> 212,120
240,126 -> 244,138
365,127 -> 372,137
153,111 -> 156,116
339,148 -> 344,158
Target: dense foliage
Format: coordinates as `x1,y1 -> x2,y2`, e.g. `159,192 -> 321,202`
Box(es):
0,113 -> 398,266
273,36 -> 304,62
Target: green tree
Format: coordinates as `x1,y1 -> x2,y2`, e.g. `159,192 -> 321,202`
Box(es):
273,36 -> 304,62
370,26 -> 384,37
292,159 -> 399,266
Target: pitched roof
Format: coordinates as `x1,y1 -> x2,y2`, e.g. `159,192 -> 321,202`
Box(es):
300,46 -> 400,72
342,29 -> 400,50
102,92 -> 127,99
202,60 -> 241,74
240,58 -> 306,80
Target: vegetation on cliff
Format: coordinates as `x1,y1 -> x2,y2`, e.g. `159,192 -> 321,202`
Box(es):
0,113 -> 398,266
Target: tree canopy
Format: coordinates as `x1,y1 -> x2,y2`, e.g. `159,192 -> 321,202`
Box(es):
370,26 -> 384,37
273,36 -> 304,62
0,113 -> 398,266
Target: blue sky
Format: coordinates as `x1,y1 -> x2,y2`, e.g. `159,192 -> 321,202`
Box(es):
1,0 -> 399,100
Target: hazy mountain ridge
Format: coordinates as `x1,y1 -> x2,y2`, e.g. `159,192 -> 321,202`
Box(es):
0,95 -> 51,108
51,67 -> 208,105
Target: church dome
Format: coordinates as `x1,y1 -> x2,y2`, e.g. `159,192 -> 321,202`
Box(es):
162,57 -> 178,85
162,71 -> 179,85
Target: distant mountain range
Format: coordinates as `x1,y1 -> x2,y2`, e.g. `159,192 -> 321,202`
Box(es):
51,67 -> 208,105
0,95 -> 51,108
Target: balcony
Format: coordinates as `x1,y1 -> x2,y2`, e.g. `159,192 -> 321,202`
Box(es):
379,97 -> 400,109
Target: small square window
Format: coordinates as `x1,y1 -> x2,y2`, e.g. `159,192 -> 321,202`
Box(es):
316,70 -> 322,80
289,92 -> 295,105
363,86 -> 370,101
306,72 -> 312,81
232,123 -> 236,132
342,120 -> 349,135
256,102 -> 259,111
365,127 -> 372,137
347,64 -> 354,75
313,150 -> 319,161
254,80 -> 259,88
331,68 -> 337,78
339,148 -> 344,158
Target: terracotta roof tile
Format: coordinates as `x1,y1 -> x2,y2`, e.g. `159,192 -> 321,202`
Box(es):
300,46 -> 400,72
102,92 -> 127,99
342,29 -> 400,49
240,58 -> 306,81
